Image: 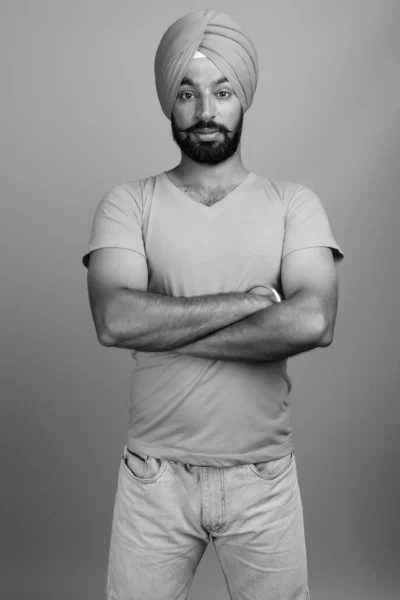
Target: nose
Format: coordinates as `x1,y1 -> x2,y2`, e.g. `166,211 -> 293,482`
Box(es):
195,93 -> 216,121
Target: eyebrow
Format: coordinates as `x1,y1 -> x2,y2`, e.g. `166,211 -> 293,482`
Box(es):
180,76 -> 230,87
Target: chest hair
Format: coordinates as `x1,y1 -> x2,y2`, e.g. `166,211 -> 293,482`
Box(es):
177,183 -> 239,207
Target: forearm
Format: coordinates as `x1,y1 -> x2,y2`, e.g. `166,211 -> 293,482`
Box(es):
104,288 -> 270,351
172,290 -> 328,361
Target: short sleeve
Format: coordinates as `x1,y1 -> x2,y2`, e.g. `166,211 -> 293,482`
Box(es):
81,182 -> 146,269
282,184 -> 344,262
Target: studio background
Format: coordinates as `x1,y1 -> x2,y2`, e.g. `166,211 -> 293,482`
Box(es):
1,1 -> 399,599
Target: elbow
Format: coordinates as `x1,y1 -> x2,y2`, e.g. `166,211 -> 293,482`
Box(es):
304,313 -> 333,348
97,325 -> 115,347
318,330 -> 333,348
99,331 -> 115,347
95,304 -> 125,347
95,313 -> 116,347
89,300 -> 116,347
316,316 -> 334,348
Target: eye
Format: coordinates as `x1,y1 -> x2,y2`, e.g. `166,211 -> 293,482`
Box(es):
217,91 -> 231,99
180,92 -> 195,100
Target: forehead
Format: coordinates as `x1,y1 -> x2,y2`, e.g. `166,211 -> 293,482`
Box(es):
181,57 -> 229,86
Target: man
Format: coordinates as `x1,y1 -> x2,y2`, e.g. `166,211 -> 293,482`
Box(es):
82,9 -> 344,600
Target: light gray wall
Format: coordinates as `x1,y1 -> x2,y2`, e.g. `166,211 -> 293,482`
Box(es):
1,1 -> 399,599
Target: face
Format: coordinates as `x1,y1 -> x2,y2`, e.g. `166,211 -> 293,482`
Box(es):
171,57 -> 244,166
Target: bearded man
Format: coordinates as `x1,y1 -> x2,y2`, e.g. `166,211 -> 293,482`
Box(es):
83,8 -> 344,600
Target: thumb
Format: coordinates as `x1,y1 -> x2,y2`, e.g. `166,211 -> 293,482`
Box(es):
247,285 -> 281,303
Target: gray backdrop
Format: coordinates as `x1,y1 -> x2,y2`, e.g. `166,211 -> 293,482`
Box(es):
1,1 -> 399,598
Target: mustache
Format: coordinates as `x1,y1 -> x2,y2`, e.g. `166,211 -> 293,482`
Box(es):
183,123 -> 229,133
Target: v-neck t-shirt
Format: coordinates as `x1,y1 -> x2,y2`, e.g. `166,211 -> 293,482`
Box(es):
82,170 -> 344,467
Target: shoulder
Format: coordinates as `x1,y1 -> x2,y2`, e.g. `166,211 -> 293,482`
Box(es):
252,173 -> 321,212
253,173 -> 308,203
101,172 -> 162,213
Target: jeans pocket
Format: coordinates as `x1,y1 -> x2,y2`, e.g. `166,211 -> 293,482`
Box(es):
121,447 -> 167,483
248,451 -> 295,481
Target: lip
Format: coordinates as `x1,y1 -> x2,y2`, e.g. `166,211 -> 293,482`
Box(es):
194,128 -> 219,133
193,130 -> 221,140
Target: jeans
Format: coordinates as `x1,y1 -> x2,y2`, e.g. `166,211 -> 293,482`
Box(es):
106,445 -> 310,600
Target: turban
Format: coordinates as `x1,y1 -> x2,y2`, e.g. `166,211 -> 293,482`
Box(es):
154,9 -> 259,120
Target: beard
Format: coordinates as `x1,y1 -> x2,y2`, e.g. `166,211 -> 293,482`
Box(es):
171,107 -> 244,166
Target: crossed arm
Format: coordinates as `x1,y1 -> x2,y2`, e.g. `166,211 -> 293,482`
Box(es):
167,247 -> 339,362
93,246 -> 339,363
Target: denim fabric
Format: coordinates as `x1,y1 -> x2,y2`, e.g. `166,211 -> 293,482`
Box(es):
106,446 -> 310,600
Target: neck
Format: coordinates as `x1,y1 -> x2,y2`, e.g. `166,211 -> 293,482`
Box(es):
173,148 -> 249,187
